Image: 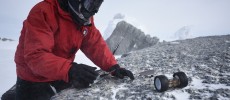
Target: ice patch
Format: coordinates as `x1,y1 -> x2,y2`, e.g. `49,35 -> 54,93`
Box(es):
207,84 -> 230,90
168,90 -> 190,100
111,84 -> 128,100
190,78 -> 230,90
115,55 -> 122,59
170,41 -> 180,44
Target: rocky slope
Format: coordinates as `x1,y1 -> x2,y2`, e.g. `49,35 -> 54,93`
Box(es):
52,35 -> 230,100
106,21 -> 159,55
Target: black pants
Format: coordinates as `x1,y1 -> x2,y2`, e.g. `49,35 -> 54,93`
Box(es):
1,77 -> 71,100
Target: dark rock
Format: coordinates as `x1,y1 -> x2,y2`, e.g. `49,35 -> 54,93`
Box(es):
121,53 -> 131,58
106,21 -> 159,55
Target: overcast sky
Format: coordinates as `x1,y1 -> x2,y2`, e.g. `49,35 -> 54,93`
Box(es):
0,0 -> 230,40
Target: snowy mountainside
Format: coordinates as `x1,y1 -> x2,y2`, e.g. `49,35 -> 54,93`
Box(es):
51,35 -> 230,100
173,26 -> 192,40
103,13 -> 148,40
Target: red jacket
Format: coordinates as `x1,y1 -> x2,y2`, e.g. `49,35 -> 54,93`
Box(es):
15,0 -> 117,82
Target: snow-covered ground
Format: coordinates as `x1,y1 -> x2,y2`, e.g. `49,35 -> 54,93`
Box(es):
0,41 -> 17,96
51,35 -> 230,100
1,35 -> 230,100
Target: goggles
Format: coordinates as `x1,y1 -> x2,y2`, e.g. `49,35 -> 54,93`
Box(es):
83,0 -> 103,13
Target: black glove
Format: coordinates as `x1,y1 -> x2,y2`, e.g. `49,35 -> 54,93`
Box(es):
68,63 -> 99,88
110,64 -> 135,80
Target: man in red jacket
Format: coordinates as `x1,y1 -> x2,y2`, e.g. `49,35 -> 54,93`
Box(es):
1,0 -> 134,100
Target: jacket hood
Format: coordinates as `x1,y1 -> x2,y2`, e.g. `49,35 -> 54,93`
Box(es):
44,0 -> 69,16
44,0 -> 55,5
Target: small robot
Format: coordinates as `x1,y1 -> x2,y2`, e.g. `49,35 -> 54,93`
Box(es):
154,72 -> 188,92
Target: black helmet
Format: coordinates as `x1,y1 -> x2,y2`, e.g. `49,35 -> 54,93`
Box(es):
67,0 -> 104,26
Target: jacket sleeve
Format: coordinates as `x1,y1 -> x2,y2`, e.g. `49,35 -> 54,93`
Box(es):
80,18 -> 117,71
23,5 -> 71,82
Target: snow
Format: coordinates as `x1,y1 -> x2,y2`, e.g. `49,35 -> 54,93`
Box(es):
103,13 -> 148,40
168,90 -> 190,100
190,77 -> 230,90
172,26 -> 193,40
110,84 -> 127,100
0,41 -> 17,96
190,78 -> 206,89
74,50 -> 98,68
2,35 -> 230,99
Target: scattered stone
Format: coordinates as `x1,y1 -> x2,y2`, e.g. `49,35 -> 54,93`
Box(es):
52,35 -> 230,100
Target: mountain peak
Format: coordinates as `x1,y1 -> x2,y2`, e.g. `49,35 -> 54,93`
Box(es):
103,13 -> 148,40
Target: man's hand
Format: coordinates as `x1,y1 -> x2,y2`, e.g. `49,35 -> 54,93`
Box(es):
68,63 -> 99,89
110,64 -> 135,80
